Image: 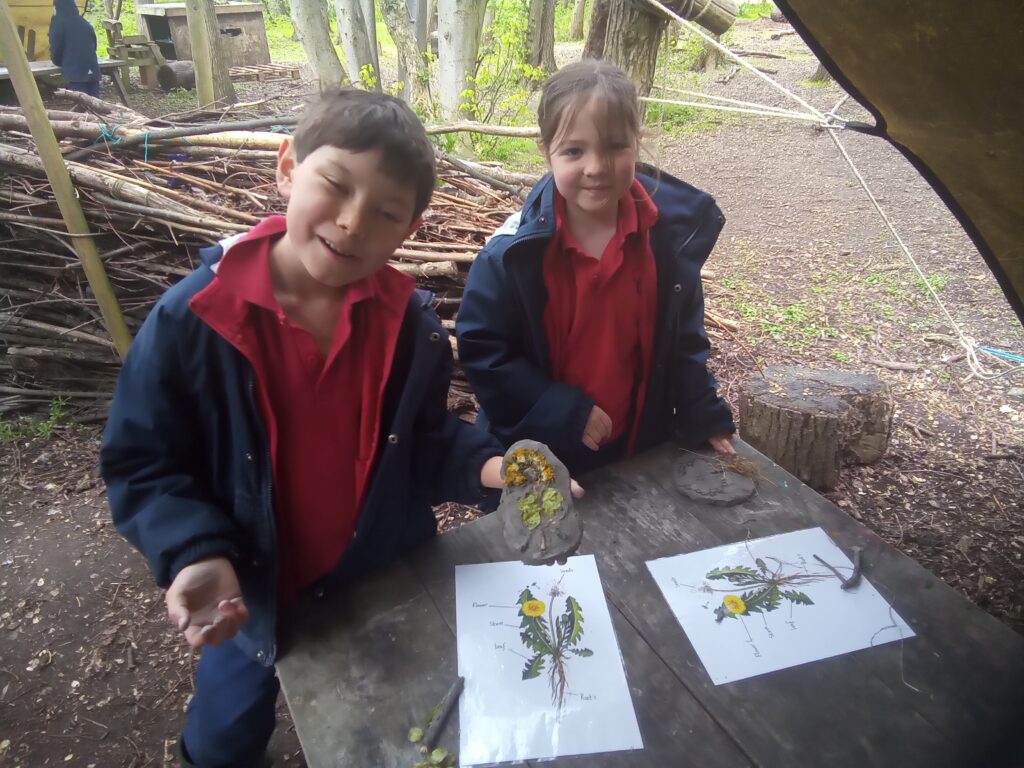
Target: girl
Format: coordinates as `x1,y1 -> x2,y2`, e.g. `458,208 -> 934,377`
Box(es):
456,59 -> 735,475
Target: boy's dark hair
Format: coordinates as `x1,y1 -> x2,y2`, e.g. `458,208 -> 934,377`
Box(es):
294,88 -> 436,221
537,59 -> 641,153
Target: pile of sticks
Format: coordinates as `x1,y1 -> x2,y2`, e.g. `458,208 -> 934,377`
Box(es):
0,90 -> 737,419
0,92 -> 530,417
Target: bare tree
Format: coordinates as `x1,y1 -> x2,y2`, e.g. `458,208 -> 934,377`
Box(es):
337,0 -> 380,88
583,0 -> 608,59
291,0 -> 347,89
526,0 -> 557,74
437,0 -> 486,119
379,0 -> 432,109
184,0 -> 236,106
569,0 -> 587,41
601,0 -> 665,96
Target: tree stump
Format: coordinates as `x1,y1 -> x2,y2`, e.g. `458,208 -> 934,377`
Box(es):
157,60 -> 196,92
738,366 -> 893,491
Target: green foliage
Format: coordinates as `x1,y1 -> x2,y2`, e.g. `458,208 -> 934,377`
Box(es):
541,487 -> 562,517
518,493 -> 542,529
265,15 -> 306,62
832,350 -> 851,362
517,586 -> 592,709
0,397 -> 69,442
358,63 -> 379,90
408,727 -> 424,743
913,273 -> 950,294
737,2 -> 774,19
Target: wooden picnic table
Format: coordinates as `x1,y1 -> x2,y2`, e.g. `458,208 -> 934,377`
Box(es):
277,440 -> 1024,768
0,58 -> 129,105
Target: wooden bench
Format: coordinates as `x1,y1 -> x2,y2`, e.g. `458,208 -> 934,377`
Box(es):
0,58 -> 129,105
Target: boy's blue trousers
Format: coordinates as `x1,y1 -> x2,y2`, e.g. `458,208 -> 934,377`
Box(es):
182,637 -> 280,767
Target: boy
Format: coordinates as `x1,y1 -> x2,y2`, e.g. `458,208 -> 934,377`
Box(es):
100,89 -> 510,767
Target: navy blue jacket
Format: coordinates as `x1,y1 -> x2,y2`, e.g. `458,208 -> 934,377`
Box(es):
456,168 -> 735,474
49,0 -> 100,83
100,241 -> 502,666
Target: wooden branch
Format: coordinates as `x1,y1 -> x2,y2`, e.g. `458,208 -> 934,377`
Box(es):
390,260 -> 458,278
424,121 -> 540,138
420,676 -> 464,754
393,248 -> 476,263
866,358 -> 920,372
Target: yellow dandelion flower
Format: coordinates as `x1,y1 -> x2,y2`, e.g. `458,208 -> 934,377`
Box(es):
522,599 -> 546,617
541,465 -> 554,483
722,595 -> 746,615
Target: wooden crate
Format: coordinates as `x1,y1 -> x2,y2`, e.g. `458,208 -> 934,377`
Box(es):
229,63 -> 301,83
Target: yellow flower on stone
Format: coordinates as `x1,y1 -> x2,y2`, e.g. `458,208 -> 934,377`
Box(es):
522,599 -> 546,617
722,595 -> 746,615
541,465 -> 555,483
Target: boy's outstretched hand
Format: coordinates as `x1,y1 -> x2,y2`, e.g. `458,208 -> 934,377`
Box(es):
583,405 -> 613,451
709,433 -> 736,456
166,556 -> 249,649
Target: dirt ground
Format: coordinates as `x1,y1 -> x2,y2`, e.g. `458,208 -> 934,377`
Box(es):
2,17 -> 1022,768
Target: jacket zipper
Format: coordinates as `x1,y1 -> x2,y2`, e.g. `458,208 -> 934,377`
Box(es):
248,373 -> 277,664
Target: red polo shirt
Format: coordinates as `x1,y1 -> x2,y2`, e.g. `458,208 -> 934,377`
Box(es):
190,216 -> 414,601
543,181 -> 659,452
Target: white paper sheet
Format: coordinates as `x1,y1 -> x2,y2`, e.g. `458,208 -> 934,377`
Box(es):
647,527 -> 914,685
455,555 -> 642,766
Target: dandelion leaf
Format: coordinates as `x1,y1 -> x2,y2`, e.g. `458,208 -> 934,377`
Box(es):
517,588 -> 535,606
706,565 -> 763,586
782,589 -> 814,606
569,647 -> 594,657
523,653 -> 546,679
566,596 -> 585,645
408,726 -> 424,743
518,494 -> 541,529
429,747 -> 449,764
541,487 -> 562,517
742,585 -> 782,614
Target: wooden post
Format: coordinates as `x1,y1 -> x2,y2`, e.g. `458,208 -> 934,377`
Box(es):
0,0 -> 133,359
184,0 -> 236,107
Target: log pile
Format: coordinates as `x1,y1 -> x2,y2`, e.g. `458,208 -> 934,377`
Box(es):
0,96 -> 530,418
0,92 -> 738,419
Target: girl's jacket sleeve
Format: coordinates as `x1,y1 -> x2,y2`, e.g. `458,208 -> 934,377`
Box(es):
456,241 -> 594,461
100,296 -> 242,588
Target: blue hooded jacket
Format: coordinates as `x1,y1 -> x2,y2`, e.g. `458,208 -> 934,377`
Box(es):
100,236 -> 503,666
456,167 -> 735,475
49,0 -> 100,83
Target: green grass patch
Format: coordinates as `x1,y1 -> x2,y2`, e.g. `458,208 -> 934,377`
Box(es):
737,2 -> 773,19
913,273 -> 950,294
0,397 -> 69,442
266,16 -> 306,62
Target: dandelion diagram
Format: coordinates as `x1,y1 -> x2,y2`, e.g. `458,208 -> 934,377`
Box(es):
647,528 -> 915,685
516,582 -> 593,711
455,555 -> 642,765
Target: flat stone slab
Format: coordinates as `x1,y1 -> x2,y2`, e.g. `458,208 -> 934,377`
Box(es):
674,452 -> 756,506
498,440 -> 582,565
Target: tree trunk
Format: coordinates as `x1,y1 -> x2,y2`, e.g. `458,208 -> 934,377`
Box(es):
337,0 -> 381,89
436,0 -> 485,119
184,0 -> 236,106
810,61 -> 833,82
602,0 -> 664,96
264,0 -> 287,17
569,0 -> 587,41
380,0 -> 431,109
583,0 -> 608,59
695,33 -> 725,71
157,60 -> 196,91
103,0 -> 114,19
291,0 -> 347,90
738,366 -> 893,491
526,0 -> 557,74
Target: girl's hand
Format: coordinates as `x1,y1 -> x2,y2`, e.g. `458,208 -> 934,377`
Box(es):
709,433 -> 736,456
166,557 -> 249,648
582,406 -> 613,451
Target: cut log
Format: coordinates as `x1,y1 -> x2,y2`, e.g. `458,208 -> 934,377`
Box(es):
667,0 -> 738,36
738,366 -> 893,491
157,60 -> 197,92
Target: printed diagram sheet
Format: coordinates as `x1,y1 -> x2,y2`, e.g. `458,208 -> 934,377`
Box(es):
455,555 -> 642,766
647,527 -> 915,685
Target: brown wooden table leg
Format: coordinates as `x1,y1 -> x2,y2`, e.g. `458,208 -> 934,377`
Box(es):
110,69 -> 130,106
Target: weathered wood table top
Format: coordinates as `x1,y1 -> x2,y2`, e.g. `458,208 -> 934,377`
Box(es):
278,441 -> 1024,768
0,58 -> 127,80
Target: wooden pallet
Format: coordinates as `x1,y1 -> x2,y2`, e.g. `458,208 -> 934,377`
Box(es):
229,63 -> 301,83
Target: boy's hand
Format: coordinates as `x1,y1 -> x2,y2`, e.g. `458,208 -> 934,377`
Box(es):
166,557 -> 249,649
709,433 -> 736,456
582,406 -> 613,451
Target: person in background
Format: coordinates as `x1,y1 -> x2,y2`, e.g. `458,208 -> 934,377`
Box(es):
49,0 -> 101,98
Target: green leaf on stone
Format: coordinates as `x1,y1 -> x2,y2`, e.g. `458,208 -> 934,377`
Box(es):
408,726 -> 424,743
541,487 -> 562,518
518,493 -> 541,529
430,747 -> 449,764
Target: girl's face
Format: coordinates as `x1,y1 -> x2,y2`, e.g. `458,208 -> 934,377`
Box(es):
544,96 -> 638,223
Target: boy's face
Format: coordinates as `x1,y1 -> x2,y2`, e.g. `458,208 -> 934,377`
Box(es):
275,138 -> 421,289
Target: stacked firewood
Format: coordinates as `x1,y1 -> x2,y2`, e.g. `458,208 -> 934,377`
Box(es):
0,93 -> 531,417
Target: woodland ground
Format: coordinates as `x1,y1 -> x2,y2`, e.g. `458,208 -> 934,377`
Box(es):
1,16 -> 1022,768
